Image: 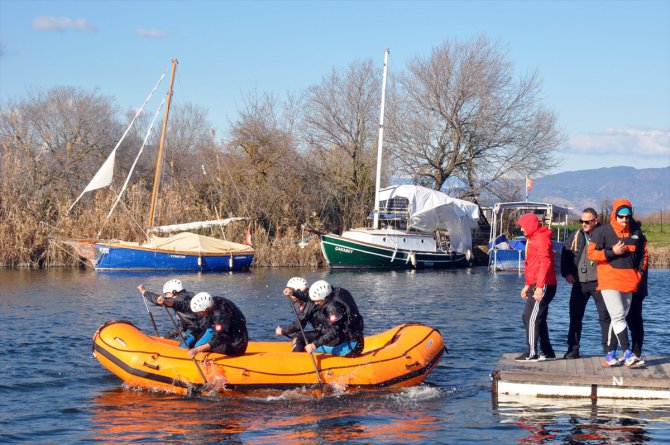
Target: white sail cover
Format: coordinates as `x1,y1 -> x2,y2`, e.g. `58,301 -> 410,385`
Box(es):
146,232 -> 253,253
148,217 -> 247,234
378,185 -> 480,253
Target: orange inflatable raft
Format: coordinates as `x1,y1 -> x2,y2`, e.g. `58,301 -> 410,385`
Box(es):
93,320 -> 445,395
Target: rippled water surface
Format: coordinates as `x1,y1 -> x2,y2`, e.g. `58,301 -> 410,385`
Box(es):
1,267 -> 669,444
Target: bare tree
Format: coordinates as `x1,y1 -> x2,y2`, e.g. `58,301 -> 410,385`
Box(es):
0,87 -> 121,199
162,102 -> 217,181
218,91 -> 311,234
387,35 -> 564,202
301,58 -> 381,231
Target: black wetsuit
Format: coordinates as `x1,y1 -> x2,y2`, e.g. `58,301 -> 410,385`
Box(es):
143,289 -> 197,338
173,296 -> 248,356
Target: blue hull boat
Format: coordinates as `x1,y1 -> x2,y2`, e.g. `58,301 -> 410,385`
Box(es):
93,242 -> 254,271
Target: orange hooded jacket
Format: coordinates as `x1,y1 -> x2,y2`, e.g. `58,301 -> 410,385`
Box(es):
587,198 -> 648,292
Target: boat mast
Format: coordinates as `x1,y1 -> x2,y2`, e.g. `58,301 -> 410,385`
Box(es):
373,48 -> 389,230
147,58 -> 178,231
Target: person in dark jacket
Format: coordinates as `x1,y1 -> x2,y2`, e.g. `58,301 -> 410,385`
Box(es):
275,277 -> 317,352
515,213 -> 557,362
588,199 -> 648,367
296,280 -> 365,357
165,292 -> 248,357
137,279 -> 197,339
560,208 -> 612,359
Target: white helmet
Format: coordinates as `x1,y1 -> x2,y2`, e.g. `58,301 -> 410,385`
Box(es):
286,277 -> 309,291
190,292 -> 214,312
309,280 -> 332,301
163,279 -> 184,294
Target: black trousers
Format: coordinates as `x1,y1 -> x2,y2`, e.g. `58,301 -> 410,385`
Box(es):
521,284 -> 556,357
626,293 -> 646,357
292,331 -> 319,352
566,281 -> 612,354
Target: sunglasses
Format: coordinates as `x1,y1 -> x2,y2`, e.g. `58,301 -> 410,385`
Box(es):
579,219 -> 595,224
617,214 -> 631,219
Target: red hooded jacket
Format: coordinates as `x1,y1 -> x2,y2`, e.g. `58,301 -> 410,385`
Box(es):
587,198 -> 648,292
517,213 -> 557,287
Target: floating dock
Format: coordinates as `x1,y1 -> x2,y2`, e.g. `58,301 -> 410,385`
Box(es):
491,353 -> 670,401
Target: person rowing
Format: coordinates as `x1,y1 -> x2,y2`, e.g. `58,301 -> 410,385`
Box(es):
137,279 -> 197,340
164,292 -> 248,358
275,277 -> 317,352
294,280 -> 365,357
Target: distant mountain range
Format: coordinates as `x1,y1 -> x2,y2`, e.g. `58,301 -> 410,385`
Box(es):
529,166 -> 670,216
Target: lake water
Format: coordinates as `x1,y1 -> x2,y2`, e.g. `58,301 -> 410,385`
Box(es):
1,267 -> 669,444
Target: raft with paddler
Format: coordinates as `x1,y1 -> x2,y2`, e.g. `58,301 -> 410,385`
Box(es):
92,278 -> 446,396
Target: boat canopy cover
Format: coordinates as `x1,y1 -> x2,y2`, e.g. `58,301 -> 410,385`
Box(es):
491,201 -> 570,216
144,232 -> 253,253
378,185 -> 480,253
148,217 -> 247,234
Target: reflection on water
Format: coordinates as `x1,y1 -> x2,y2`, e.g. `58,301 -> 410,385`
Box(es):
91,386 -> 447,444
496,395 -> 670,444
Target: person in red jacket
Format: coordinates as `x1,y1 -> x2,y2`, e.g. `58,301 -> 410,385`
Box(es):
588,199 -> 648,367
515,213 -> 558,361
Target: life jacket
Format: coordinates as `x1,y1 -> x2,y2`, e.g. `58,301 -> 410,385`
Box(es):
198,296 -> 248,352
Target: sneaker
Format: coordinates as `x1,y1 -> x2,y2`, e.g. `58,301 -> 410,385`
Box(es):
604,350 -> 620,367
624,350 -> 641,368
563,350 -> 580,359
515,353 -> 539,362
539,353 -> 556,361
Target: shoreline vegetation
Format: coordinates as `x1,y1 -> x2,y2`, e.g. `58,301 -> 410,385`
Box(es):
2,198 -> 668,269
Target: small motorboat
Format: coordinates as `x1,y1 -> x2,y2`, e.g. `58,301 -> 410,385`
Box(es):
93,320 -> 445,395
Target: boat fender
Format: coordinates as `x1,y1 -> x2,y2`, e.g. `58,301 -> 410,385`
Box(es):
466,249 -> 472,261
410,253 -> 417,267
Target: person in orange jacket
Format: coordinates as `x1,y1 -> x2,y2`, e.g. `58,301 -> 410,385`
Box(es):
515,213 -> 557,362
588,198 -> 648,367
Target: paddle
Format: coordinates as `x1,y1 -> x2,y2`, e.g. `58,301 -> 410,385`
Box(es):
161,305 -> 209,388
140,293 -> 160,336
286,295 -> 327,396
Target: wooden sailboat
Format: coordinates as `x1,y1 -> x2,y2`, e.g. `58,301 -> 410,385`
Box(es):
65,59 -> 254,271
318,49 -> 480,269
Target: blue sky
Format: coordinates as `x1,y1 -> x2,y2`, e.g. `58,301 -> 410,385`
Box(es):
1,0 -> 668,174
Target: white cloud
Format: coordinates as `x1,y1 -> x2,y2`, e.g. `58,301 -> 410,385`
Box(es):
567,127 -> 670,157
32,16 -> 97,32
137,28 -> 169,39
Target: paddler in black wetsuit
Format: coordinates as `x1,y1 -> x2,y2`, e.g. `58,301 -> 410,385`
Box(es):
275,277 -> 317,352
295,280 -> 365,357
137,279 -> 197,341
